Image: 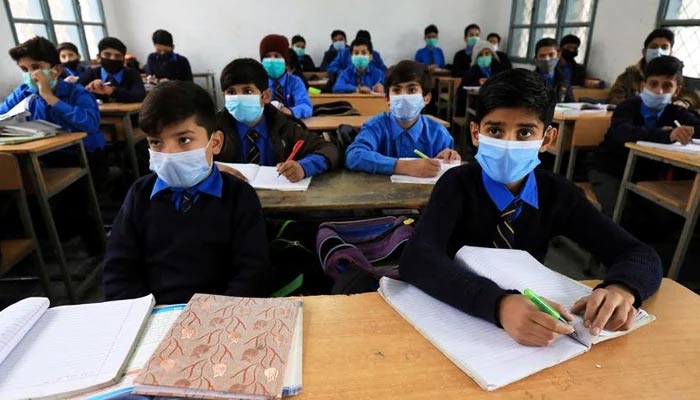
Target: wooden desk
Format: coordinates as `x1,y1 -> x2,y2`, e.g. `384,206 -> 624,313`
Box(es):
310,93 -> 388,115
296,278 -> 699,399
303,71 -> 328,81
256,169 -> 434,213
613,143 -> 700,279
302,114 -> 450,131
307,79 -> 329,88
548,110 -> 613,179
99,102 -> 143,179
0,133 -> 105,302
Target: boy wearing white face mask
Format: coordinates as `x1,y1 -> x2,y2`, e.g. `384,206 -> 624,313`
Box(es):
332,38 -> 385,94
103,81 -> 271,304
400,69 -> 662,347
345,60 -> 459,177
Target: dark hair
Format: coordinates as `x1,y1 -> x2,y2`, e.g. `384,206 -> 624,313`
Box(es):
57,42 -> 80,56
9,36 -> 60,66
139,81 -> 217,137
535,37 -> 558,54
487,33 -> 501,43
331,30 -> 346,40
220,58 -> 269,92
152,29 -> 173,46
644,55 -> 684,83
464,24 -> 481,36
475,68 -> 556,126
291,35 -> 305,45
424,24 -> 438,36
356,29 -> 371,41
350,37 -> 373,54
384,60 -> 433,96
644,28 -> 675,48
98,37 -> 127,55
559,34 -> 581,47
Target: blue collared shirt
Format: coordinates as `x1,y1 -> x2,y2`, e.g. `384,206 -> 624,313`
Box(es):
560,64 -> 573,84
327,47 -> 388,74
415,46 -> 445,67
268,73 -> 312,119
100,67 -> 125,84
345,112 -> 455,175
640,102 -> 667,129
481,169 -> 539,219
0,80 -> 105,152
151,163 -> 223,211
479,66 -> 492,79
332,64 -> 385,93
540,71 -> 555,86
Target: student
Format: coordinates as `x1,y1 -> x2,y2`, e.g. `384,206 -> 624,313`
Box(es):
591,56 -> 700,216
415,24 -> 445,70
145,29 -> 193,82
216,58 -> 340,182
57,42 -> 87,83
399,68 -> 662,347
608,28 -> 700,108
345,60 -> 459,176
486,33 -> 513,70
103,81 -> 271,304
320,29 -> 347,71
462,40 -> 510,86
78,37 -> 146,103
332,38 -> 385,94
558,34 -> 586,86
327,30 -> 387,74
291,35 -> 316,72
259,34 -> 312,119
451,23 -> 481,77
534,37 -> 574,103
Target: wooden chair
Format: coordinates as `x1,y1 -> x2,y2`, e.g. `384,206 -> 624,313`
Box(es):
0,153 -> 52,299
435,77 -> 457,121
565,116 -> 612,180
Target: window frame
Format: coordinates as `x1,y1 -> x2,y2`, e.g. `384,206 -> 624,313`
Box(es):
657,0 -> 700,79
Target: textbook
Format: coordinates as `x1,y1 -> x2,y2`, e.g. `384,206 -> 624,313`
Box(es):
636,139 -> 700,153
0,94 -> 61,139
217,162 -> 312,191
0,294 -> 155,399
379,246 -> 655,391
390,159 -> 460,184
134,294 -> 304,399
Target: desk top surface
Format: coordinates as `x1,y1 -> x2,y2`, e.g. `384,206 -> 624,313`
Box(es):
99,102 -> 143,114
626,142 -> 700,168
302,114 -> 450,130
0,132 -> 86,154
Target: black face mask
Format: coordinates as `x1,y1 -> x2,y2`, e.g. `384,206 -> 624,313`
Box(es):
561,49 -> 578,62
101,58 -> 124,74
63,60 -> 80,71
156,52 -> 173,61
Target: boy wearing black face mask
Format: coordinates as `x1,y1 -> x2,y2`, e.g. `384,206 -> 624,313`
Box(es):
558,34 -> 586,86
145,29 -> 193,83
57,42 -> 87,83
78,37 -> 146,103
533,37 -> 573,103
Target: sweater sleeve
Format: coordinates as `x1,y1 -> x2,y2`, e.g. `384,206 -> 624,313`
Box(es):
110,69 -> 146,103
0,84 -> 28,114
288,76 -> 312,119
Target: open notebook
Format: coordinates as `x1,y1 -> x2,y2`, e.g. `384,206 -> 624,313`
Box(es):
390,160 -> 460,184
379,246 -> 655,391
0,294 -> 155,399
217,162 -> 311,191
636,139 -> 700,154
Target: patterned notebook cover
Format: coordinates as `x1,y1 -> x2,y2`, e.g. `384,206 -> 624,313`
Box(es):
134,294 -> 301,399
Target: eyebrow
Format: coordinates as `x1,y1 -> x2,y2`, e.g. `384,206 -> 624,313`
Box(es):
173,129 -> 195,137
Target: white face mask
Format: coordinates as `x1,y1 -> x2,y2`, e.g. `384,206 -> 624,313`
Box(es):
149,142 -> 212,188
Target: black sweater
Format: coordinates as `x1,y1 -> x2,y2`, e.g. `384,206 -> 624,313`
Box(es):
78,67 -> 146,103
103,172 -> 271,304
400,164 -> 662,326
145,52 -> 194,81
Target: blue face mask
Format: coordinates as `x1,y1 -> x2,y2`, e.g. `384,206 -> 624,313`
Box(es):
225,94 -> 264,124
292,46 -> 305,57
475,134 -> 544,184
262,58 -> 286,79
390,94 -> 425,122
645,47 -> 671,63
333,40 -> 346,51
351,55 -> 370,70
640,87 -> 672,111
23,69 -> 57,91
149,143 -> 212,189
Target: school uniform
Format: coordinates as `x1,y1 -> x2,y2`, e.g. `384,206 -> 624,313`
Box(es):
78,66 -> 146,103
399,163 -> 663,325
215,104 -> 340,176
415,46 -> 445,67
268,72 -> 313,119
454,60 -> 510,117
320,45 -> 345,71
103,163 -> 271,304
61,62 -> 89,78
495,51 -> 512,70
345,112 -> 454,175
327,47 -> 387,75
332,64 -> 385,93
535,64 -> 575,103
451,47 -> 473,77
558,59 -> 586,86
296,54 -> 316,72
145,52 -> 193,81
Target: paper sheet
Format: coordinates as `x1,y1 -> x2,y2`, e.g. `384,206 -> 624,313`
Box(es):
637,139 -> 700,154
0,297 -> 48,365
390,160 -> 460,184
217,163 -> 311,191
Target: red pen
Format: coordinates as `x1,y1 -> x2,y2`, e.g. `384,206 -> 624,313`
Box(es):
278,140 -> 304,176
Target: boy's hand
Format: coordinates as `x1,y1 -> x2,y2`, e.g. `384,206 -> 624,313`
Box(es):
280,106 -> 293,116
428,64 -> 438,71
372,83 -> 384,93
64,75 -> 79,84
32,70 -> 59,105
499,294 -> 575,347
276,160 -> 305,182
86,80 -> 114,95
435,148 -> 461,162
357,86 -> 372,94
670,126 -> 694,145
571,284 -> 636,335
215,163 -> 248,183
395,158 -> 441,177
479,77 -> 488,85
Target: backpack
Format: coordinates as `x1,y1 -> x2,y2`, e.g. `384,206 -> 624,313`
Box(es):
312,101 -> 360,116
320,124 -> 358,162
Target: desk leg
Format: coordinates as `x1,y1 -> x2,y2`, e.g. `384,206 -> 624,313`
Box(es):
667,174 -> 700,280
122,112 -> 140,180
77,142 -> 106,253
612,150 -> 637,224
553,121 -> 572,175
26,154 -> 77,303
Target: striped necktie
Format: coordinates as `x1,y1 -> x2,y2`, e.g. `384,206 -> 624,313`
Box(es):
492,200 -> 521,249
180,192 -> 193,214
274,81 -> 285,104
356,70 -> 364,87
246,129 -> 260,164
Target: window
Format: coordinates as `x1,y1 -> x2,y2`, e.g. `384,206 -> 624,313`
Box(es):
658,0 -> 700,78
507,0 -> 598,65
4,0 -> 108,61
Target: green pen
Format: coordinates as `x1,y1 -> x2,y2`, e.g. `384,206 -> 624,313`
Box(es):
523,288 -> 586,346
413,149 -> 430,159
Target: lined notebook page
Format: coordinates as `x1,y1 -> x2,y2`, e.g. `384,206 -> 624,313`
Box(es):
390,159 -> 460,184
379,278 -> 587,391
216,163 -> 311,191
0,294 -> 154,400
0,297 -> 48,365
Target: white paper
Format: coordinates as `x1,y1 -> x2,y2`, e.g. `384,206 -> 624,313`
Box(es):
0,95 -> 34,122
281,300 -> 304,397
218,163 -> 311,191
636,139 -> 700,153
0,297 -> 48,365
390,159 -> 460,184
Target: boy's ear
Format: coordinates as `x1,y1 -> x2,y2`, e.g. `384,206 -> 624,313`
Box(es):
423,92 -> 432,105
540,126 -> 558,153
469,121 -> 480,147
210,130 -> 224,156
261,88 -> 272,104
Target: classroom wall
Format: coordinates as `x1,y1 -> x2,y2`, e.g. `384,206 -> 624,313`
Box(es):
0,5 -> 20,95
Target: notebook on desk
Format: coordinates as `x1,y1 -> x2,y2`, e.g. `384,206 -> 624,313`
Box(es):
217,162 -> 312,191
636,139 -> 700,154
379,246 -> 654,391
390,159 -> 460,184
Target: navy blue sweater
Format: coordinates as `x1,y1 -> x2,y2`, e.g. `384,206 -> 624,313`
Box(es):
400,164 -> 662,326
103,172 -> 271,304
78,67 -> 146,103
145,52 -> 193,81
